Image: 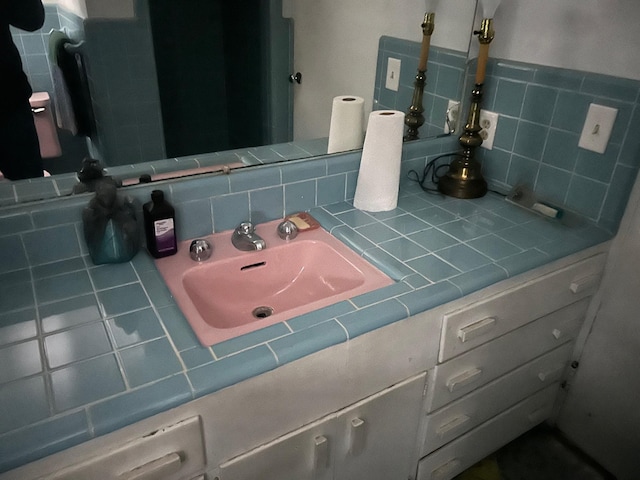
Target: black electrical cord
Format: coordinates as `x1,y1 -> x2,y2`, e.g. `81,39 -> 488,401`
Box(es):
407,153 -> 460,194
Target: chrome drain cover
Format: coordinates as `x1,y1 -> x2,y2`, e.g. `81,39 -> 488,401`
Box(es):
252,306 -> 274,319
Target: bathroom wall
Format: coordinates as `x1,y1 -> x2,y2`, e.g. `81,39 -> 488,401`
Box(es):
475,58 -> 639,232
487,0 -> 640,82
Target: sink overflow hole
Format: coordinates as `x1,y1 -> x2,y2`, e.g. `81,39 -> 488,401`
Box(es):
253,306 -> 274,319
241,261 -> 266,271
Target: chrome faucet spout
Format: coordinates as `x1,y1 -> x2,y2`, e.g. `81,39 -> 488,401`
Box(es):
232,222 -> 266,251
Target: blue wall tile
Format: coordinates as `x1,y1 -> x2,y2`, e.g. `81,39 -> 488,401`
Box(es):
250,186 -> 285,224
212,192 -> 250,232
285,180 -> 317,214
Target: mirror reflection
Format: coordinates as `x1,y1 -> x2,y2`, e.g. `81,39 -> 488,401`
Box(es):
2,0 -> 477,199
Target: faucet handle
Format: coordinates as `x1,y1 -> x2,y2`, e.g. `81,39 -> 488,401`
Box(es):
277,220 -> 298,241
235,222 -> 255,234
189,239 -> 212,262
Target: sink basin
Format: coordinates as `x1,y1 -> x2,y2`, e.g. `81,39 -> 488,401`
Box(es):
155,218 -> 393,346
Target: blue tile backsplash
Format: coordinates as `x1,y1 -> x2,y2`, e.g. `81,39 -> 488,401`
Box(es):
475,57 -> 640,232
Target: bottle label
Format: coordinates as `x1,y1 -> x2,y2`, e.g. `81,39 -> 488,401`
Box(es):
154,218 -> 176,252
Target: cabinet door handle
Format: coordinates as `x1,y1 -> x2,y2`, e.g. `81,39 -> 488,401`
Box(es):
314,435 -> 330,470
570,274 -> 599,294
446,368 -> 482,392
457,317 -> 496,343
537,364 -> 565,382
118,452 -> 182,480
431,458 -> 461,479
436,414 -> 471,437
349,417 -> 366,456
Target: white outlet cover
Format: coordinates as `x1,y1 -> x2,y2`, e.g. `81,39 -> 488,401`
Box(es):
479,110 -> 499,150
578,103 -> 618,154
444,100 -> 460,134
385,58 -> 401,92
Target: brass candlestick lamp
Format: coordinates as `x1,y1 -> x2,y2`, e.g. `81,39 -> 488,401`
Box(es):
438,0 -> 501,199
404,0 -> 439,141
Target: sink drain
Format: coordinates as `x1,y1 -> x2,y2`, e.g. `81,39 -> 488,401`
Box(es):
252,306 -> 274,319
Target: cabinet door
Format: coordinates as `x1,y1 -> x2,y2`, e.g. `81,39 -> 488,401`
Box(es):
334,373 -> 427,480
218,414 -> 336,480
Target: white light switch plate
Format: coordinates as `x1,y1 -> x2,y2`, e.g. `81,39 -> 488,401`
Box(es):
578,103 -> 618,154
385,57 -> 401,92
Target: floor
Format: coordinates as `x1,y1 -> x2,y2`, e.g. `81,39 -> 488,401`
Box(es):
455,425 -> 615,480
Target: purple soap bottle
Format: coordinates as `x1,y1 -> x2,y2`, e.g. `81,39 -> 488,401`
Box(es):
143,190 -> 177,258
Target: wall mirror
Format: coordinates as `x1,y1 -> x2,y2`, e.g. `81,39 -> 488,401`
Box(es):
4,0 -> 479,205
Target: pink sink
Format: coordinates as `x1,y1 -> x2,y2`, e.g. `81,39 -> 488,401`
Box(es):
155,219 -> 393,346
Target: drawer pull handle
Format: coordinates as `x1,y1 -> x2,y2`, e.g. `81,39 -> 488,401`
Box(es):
314,435 -> 330,470
458,317 -> 496,343
570,274 -> 599,294
538,364 -> 565,382
118,452 -> 182,480
431,458 -> 461,479
349,417 -> 366,456
447,368 -> 482,392
436,414 -> 471,437
527,407 -> 549,424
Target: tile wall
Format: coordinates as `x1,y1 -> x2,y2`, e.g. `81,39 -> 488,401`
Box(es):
475,58 -> 640,232
83,0 -> 166,166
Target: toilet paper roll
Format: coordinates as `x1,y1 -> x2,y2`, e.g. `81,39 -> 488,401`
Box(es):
353,110 -> 405,212
327,95 -> 365,154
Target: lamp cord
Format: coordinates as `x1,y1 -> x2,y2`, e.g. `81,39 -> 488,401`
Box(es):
407,153 -> 459,194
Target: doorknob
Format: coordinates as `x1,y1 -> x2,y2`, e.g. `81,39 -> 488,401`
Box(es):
289,72 -> 302,84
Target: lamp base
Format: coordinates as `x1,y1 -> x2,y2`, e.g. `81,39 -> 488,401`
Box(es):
437,158 -> 487,199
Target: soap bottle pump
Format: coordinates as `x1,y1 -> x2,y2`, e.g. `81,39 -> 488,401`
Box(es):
143,190 -> 177,258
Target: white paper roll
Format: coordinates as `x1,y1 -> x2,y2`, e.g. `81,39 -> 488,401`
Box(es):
353,110 -> 405,212
327,95 -> 365,154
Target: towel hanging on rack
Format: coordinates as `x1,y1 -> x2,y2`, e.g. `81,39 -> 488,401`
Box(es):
47,29 -> 95,137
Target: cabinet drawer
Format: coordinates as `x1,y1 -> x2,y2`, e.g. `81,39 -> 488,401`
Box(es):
439,253 -> 605,362
427,297 -> 588,412
417,384 -> 558,480
421,343 -> 571,456
43,417 -> 205,480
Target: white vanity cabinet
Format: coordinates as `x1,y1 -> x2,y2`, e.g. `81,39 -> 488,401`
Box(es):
416,252 -> 607,480
0,246 -> 609,480
217,373 -> 427,480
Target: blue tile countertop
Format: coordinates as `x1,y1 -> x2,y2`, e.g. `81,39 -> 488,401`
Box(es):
0,186 -> 613,473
